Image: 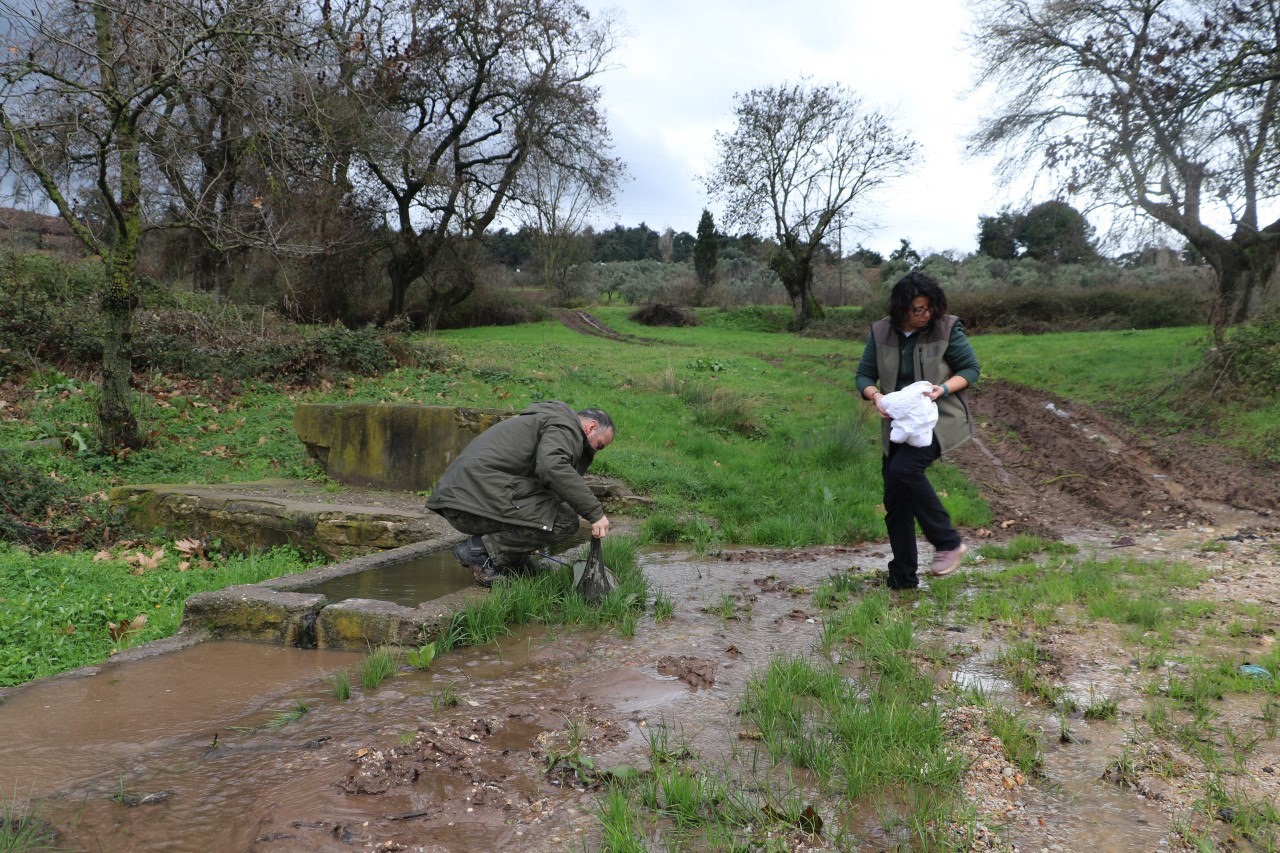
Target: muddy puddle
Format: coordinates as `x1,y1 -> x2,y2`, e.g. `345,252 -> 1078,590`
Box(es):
1,538 -> 1266,851
299,550 -> 475,607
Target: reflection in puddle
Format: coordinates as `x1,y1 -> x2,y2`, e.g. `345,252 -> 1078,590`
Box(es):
298,550 -> 474,606
951,667 -> 1010,695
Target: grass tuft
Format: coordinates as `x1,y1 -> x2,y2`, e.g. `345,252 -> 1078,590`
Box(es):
357,646 -> 399,690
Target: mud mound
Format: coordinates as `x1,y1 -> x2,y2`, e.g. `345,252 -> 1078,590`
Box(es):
951,381 -> 1237,537
628,303 -> 699,327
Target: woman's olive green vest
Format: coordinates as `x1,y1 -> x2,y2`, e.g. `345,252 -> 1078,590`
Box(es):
871,314 -> 973,455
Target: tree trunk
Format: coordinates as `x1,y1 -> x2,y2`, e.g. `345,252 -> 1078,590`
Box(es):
770,249 -> 824,329
98,254 -> 141,450
192,238 -> 233,298
385,235 -> 427,321
97,82 -> 144,450
1207,242 -> 1278,341
424,250 -> 477,330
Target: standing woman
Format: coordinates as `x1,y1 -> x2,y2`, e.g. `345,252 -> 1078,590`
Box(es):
856,271 -> 980,590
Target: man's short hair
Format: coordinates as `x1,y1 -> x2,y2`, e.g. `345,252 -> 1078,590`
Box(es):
577,407 -> 614,432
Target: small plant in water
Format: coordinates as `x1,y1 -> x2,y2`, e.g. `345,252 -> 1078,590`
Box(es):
1057,713 -> 1076,744
267,699 -> 310,727
1083,686 -> 1120,720
398,730 -> 417,747
1104,747 -> 1139,788
432,681 -> 462,710
646,721 -> 696,766
358,646 -> 399,689
404,643 -> 437,670
0,790 -> 61,851
328,671 -> 351,701
546,715 -> 598,785
705,593 -> 744,620
652,589 -> 675,622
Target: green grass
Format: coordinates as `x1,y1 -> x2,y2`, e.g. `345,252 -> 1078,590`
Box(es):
752,592 -> 965,817
327,670 -> 351,701
266,698 -> 310,727
435,536 -> 647,654
357,646 -> 399,689
0,541 -> 319,686
972,326 -> 1208,408
431,682 -> 462,709
0,788 -> 61,852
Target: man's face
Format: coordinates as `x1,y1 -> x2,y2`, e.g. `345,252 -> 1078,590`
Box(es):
585,421 -> 614,452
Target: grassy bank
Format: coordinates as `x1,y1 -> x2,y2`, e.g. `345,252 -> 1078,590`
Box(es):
3,315 -> 1271,690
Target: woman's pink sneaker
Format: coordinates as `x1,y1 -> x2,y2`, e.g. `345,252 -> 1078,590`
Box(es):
928,544 -> 968,577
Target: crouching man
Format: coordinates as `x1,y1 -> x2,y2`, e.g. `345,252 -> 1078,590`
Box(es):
427,402 -> 614,587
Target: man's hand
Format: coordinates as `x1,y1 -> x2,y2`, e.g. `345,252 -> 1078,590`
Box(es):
591,514 -> 610,539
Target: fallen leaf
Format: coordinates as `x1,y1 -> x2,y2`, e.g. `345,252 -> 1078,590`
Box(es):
94,549 -> 113,561
174,538 -> 203,556
108,614 -> 148,641
178,561 -> 191,572
1000,519 -> 1017,529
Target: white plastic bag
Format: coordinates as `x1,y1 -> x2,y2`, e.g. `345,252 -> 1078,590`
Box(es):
879,380 -> 938,447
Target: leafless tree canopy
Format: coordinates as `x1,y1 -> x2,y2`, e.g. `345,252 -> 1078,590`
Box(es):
302,0 -> 620,324
704,81 -> 918,328
0,0 -> 304,447
968,0 -> 1280,328
0,0 -> 620,441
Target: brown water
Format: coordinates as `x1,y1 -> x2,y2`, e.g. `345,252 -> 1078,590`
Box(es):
1,549 -> 1185,851
298,551 -> 475,606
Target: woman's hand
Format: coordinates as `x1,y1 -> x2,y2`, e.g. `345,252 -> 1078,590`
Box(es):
870,391 -> 891,419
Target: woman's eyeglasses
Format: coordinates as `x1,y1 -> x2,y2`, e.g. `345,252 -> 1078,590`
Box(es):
909,304 -> 933,316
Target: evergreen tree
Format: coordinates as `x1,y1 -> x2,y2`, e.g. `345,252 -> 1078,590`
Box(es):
693,209 -> 718,301
977,209 -> 1021,259
1016,200 -> 1097,264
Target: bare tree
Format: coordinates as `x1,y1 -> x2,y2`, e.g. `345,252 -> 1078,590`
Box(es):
704,81 -> 918,328
312,0 -> 620,327
657,227 -> 674,263
514,147 -> 622,298
0,0 -> 298,448
968,0 -> 1280,331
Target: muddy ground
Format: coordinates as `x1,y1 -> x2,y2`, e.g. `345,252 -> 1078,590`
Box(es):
314,379 -> 1280,851
8,379 -> 1280,851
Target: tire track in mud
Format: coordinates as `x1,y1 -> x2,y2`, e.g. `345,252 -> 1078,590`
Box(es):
948,380 -> 1280,538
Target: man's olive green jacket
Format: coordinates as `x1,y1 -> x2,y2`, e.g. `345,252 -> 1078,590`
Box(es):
427,401 -> 604,532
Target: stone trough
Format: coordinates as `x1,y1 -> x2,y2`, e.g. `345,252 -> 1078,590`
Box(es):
180,539 -> 484,651
105,403 -> 651,651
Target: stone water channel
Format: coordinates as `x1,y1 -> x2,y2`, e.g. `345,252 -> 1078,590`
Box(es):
0,538 -> 1177,851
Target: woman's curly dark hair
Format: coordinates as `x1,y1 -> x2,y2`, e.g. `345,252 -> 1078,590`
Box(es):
888,270 -> 948,328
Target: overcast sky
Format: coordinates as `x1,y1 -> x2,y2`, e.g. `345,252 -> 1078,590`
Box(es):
578,0 -> 1014,257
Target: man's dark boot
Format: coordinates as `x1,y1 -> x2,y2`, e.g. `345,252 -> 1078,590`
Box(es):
452,535 -> 489,568
470,559 -> 502,588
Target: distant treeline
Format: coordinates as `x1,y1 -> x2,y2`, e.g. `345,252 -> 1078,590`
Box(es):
483,223 -> 826,268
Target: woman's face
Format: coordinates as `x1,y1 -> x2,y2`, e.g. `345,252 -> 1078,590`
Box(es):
902,296 -> 933,331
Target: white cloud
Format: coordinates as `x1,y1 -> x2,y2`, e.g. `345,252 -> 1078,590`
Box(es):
581,0 -> 1019,255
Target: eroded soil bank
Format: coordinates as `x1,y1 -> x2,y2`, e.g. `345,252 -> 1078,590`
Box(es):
4,378 -> 1280,851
